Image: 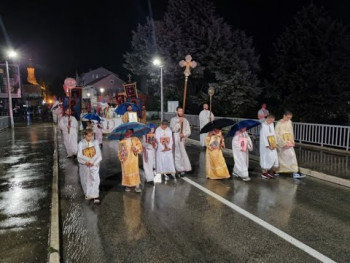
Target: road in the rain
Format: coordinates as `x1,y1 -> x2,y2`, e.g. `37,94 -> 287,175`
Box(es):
59,130 -> 350,263
0,123 -> 54,263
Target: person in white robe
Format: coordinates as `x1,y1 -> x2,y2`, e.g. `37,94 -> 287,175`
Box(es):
94,122 -> 103,148
259,114 -> 279,179
59,109 -> 78,158
199,103 -> 214,147
142,124 -> 157,184
155,120 -> 176,180
170,106 -> 192,176
51,99 -> 60,123
77,129 -> 102,204
275,110 -> 305,179
232,128 -> 253,181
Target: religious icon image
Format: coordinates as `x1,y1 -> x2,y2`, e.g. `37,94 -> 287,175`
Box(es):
128,112 -> 138,122
124,82 -> 138,98
160,136 -> 171,151
82,146 -> 96,158
267,135 -> 277,148
209,135 -> 221,149
283,133 -> 293,143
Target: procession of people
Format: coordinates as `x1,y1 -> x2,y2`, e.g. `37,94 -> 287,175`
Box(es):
57,99 -> 305,205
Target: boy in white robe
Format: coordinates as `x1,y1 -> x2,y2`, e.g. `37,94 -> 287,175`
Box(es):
199,103 -> 214,148
155,120 -> 176,180
77,128 -> 102,204
142,124 -> 157,185
232,128 -> 253,182
59,108 -> 78,158
275,110 -> 305,179
259,114 -> 279,179
170,106 -> 192,176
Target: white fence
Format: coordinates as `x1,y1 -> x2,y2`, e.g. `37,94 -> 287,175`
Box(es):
162,112 -> 350,151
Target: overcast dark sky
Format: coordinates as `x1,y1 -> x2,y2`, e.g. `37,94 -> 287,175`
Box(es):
1,0 -> 349,94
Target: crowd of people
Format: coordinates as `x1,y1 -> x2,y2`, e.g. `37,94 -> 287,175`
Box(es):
57,102 -> 305,205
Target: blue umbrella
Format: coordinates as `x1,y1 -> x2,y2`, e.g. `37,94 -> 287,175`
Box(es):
226,119 -> 261,137
115,103 -> 140,115
108,122 -> 150,141
83,113 -> 103,122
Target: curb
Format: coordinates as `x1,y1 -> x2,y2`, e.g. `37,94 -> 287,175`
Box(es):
187,138 -> 350,188
49,124 -> 60,262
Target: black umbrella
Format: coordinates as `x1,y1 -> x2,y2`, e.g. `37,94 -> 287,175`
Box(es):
200,119 -> 236,134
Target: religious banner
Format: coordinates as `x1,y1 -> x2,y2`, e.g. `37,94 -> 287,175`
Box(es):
123,82 -> 138,98
283,133 -> 293,143
0,64 -> 21,98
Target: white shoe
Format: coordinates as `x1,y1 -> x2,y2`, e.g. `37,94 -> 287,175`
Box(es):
135,187 -> 142,193
242,177 -> 251,182
293,173 -> 306,179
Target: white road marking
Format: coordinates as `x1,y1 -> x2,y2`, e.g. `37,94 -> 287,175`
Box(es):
182,177 -> 336,263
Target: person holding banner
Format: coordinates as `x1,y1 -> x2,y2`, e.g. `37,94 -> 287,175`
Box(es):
232,128 -> 253,182
59,108 -> 78,158
275,110 -> 306,179
77,128 -> 102,204
259,114 -> 279,179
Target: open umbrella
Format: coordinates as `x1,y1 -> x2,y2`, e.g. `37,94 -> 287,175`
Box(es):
200,118 -> 236,134
83,113 -> 103,122
108,122 -> 150,141
114,103 -> 140,116
226,119 -> 261,137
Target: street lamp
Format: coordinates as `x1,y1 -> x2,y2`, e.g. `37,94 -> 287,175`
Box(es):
153,57 -> 164,121
5,49 -> 18,128
99,88 -> 104,97
208,86 -> 215,122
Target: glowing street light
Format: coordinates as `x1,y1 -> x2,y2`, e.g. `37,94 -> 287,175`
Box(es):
87,92 -> 91,98
5,49 -> 19,129
152,57 -> 164,121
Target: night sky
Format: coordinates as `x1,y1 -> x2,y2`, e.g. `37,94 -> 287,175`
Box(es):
1,0 -> 349,94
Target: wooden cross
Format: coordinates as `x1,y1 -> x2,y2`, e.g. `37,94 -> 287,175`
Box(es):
127,74 -> 132,83
179,55 -> 197,114
179,55 -> 197,79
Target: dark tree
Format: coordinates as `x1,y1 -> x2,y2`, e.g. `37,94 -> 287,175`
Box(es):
267,4 -> 350,124
124,0 -> 260,116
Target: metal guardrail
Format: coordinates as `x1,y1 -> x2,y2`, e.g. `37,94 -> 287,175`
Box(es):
163,112 -> 350,151
0,116 -> 10,130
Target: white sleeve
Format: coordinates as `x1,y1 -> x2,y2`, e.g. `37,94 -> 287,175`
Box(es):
77,142 -> 89,164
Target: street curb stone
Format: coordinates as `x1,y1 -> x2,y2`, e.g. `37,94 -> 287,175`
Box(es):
49,124 -> 60,262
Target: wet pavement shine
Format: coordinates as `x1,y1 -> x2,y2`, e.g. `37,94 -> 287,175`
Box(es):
0,123 -> 54,263
59,130 -> 350,263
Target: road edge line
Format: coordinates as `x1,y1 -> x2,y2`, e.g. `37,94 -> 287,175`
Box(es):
182,177 -> 336,263
49,124 -> 60,263
187,138 -> 350,188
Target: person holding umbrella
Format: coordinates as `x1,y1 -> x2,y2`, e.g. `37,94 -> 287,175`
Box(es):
227,120 -> 260,182
205,128 -> 230,180
122,104 -> 140,123
200,118 -> 235,180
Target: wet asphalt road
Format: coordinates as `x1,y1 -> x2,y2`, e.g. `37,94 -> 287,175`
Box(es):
59,130 -> 350,262
0,123 -> 54,263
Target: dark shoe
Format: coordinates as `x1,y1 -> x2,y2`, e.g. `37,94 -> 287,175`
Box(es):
180,172 -> 186,177
146,181 -> 154,185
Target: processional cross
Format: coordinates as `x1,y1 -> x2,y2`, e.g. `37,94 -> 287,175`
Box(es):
179,55 -> 197,114
127,74 -> 132,83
